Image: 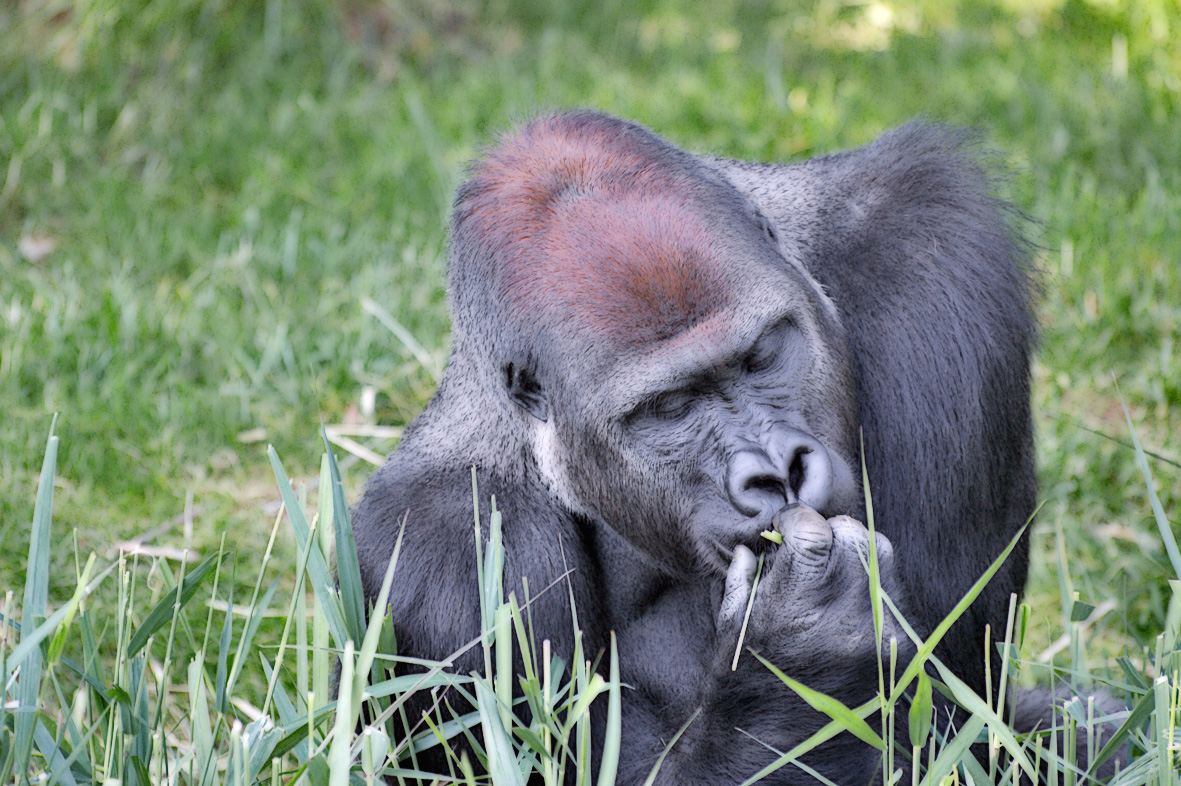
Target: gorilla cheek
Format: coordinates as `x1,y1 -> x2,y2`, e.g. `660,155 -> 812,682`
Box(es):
529,419 -> 588,515
824,451 -> 861,516
577,437 -> 696,559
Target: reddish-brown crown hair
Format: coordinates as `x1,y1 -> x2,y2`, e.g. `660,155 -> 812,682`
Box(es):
452,112 -> 729,346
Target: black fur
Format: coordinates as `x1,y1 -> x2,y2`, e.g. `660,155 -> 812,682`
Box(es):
352,112 -> 1040,783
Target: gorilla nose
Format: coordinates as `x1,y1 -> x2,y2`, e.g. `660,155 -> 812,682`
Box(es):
726,430 -> 834,518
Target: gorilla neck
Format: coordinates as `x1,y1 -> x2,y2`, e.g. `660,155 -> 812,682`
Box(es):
584,513 -> 704,623
409,364 -> 535,481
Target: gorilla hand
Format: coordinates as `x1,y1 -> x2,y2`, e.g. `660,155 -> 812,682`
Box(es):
718,505 -> 907,674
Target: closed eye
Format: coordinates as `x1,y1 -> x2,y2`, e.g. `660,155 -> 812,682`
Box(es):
630,390 -> 698,424
744,318 -> 794,374
744,345 -> 778,374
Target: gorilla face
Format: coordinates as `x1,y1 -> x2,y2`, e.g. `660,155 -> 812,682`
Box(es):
450,110 -> 861,576
527,202 -> 862,576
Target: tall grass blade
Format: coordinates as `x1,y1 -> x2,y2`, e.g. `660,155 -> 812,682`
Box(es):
738,714 -> 860,785
475,679 -> 527,786
909,670 -> 933,750
928,657 -> 1035,780
124,654 -> 152,786
244,716 -> 284,780
324,441 -> 368,647
1086,686 -> 1150,778
494,602 -> 514,731
596,632 -> 622,786
860,437 -> 885,650
270,445 -> 349,646
1121,402 -> 1181,578
188,658 -> 216,786
32,719 -> 79,786
923,714 -> 987,785
885,522 -> 1030,700
641,708 -> 700,786
330,640 -> 357,785
214,573 -> 234,714
346,523 -> 405,735
47,554 -> 96,665
14,428 -> 58,776
262,507 -> 318,718
731,552 -> 765,671
751,652 -> 884,751
270,705 -> 337,760
1153,676 -> 1172,786
6,567 -> 113,675
225,578 -> 280,698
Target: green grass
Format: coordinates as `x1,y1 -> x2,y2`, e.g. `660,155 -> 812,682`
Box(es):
0,0 -> 1178,782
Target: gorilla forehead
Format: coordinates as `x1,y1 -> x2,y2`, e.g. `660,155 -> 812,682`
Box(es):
452,110 -> 757,347
529,192 -> 732,345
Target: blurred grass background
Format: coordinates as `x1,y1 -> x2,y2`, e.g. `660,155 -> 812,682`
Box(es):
0,0 -> 1177,665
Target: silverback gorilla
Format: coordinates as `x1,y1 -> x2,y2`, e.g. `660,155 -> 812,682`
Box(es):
352,111 -> 1038,783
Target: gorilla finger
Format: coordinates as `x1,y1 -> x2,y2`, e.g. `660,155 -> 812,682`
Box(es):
828,515 -> 898,583
778,504 -> 833,569
758,506 -> 833,597
718,545 -> 757,624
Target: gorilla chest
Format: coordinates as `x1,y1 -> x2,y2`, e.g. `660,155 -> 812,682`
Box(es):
611,581 -> 720,710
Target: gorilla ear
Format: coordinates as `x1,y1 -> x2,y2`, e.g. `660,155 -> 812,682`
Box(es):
754,208 -> 777,244
504,360 -> 549,422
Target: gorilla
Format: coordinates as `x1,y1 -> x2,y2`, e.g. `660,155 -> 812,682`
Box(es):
351,111 -> 1039,783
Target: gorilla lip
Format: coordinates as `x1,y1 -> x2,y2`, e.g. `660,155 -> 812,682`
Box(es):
758,502 -> 802,545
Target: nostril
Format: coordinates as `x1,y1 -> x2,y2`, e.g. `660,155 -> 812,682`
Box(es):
787,448 -> 808,499
727,450 -> 787,517
744,475 -> 785,497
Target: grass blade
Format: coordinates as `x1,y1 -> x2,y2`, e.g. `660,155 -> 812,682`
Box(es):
596,633 -> 622,786
269,445 -> 349,648
475,679 -> 527,786
1121,400 -> 1181,579
641,708 -> 700,786
909,670 -> 933,750
14,428 -> 58,775
127,554 -> 218,658
929,657 -> 1036,781
885,522 -> 1030,703
738,714 -> 859,785
1087,685 -> 1152,777
323,441 -> 368,647
923,714 -> 987,785
751,652 -> 884,751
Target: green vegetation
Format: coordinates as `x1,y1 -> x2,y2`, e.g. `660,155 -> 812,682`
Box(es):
0,0 -> 1177,782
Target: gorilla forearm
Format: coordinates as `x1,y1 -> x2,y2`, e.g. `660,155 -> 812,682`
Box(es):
619,675 -> 880,786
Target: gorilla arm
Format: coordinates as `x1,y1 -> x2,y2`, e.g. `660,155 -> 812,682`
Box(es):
709,124 -> 1037,698
351,452 -> 609,767
353,450 -> 907,786
615,507 -> 912,786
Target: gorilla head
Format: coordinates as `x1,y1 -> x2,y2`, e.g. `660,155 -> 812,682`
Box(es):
447,112 -> 859,574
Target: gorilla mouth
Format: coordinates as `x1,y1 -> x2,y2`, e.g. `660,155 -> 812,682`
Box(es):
708,502 -> 802,571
